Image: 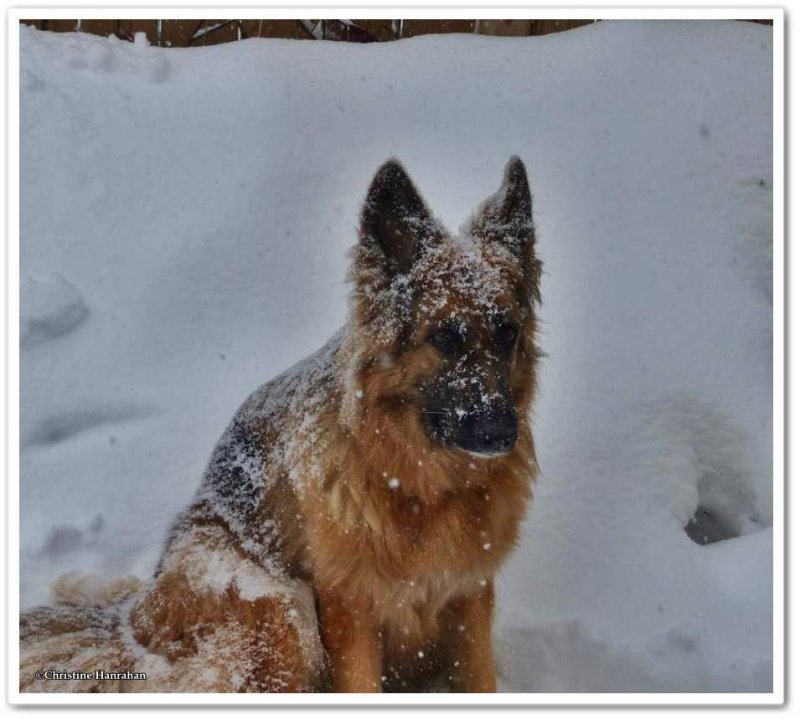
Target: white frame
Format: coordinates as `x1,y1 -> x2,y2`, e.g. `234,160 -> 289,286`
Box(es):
5,3 -> 784,707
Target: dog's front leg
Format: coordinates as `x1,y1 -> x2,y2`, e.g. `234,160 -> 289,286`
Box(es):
445,581 -> 497,692
317,589 -> 382,692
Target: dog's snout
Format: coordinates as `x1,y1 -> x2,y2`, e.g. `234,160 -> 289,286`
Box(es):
455,405 -> 518,456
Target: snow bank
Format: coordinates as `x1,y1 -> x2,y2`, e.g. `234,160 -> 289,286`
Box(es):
19,20 -> 773,693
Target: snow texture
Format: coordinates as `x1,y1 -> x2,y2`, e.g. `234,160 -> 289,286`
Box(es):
21,274 -> 89,347
19,20 -> 772,692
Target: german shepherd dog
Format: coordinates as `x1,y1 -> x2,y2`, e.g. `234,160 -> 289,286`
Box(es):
20,157 -> 541,693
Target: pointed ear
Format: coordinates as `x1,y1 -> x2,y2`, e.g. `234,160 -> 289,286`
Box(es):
360,159 -> 439,275
470,156 -> 534,258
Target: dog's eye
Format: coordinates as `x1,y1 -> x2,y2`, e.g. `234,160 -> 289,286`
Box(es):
493,320 -> 519,350
427,324 -> 465,355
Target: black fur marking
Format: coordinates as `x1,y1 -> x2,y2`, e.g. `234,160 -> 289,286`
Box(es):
360,158 -> 442,275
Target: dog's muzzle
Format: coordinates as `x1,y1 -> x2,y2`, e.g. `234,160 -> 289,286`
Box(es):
453,404 -> 518,456
425,400 -> 518,457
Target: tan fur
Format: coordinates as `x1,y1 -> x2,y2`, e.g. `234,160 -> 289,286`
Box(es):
20,157 -> 540,693
51,572 -> 143,608
21,524 -> 325,693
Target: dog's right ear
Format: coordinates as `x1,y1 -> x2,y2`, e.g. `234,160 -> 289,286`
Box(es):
360,159 -> 439,275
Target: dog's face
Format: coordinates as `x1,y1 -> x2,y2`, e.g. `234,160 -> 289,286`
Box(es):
411,248 -> 525,457
352,157 -> 540,459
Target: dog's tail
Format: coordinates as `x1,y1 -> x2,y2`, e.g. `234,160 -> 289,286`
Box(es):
20,573 -> 145,692
51,571 -> 143,608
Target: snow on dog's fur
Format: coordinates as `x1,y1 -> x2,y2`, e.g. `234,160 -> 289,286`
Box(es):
20,157 -> 541,693
51,572 -> 143,607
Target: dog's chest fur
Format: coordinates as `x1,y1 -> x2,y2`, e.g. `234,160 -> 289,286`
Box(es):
297,445 -> 531,644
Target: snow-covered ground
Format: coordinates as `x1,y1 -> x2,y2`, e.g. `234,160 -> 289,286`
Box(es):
18,20 -> 773,693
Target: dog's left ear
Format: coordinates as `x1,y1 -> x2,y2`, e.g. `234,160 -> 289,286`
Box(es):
470,156 -> 534,261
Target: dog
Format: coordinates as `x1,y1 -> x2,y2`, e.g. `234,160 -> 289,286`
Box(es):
20,156 -> 541,693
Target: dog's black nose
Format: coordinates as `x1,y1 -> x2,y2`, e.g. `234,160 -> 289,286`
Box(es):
455,407 -> 518,456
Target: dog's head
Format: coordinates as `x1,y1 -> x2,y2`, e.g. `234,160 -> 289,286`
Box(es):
348,157 -> 541,460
